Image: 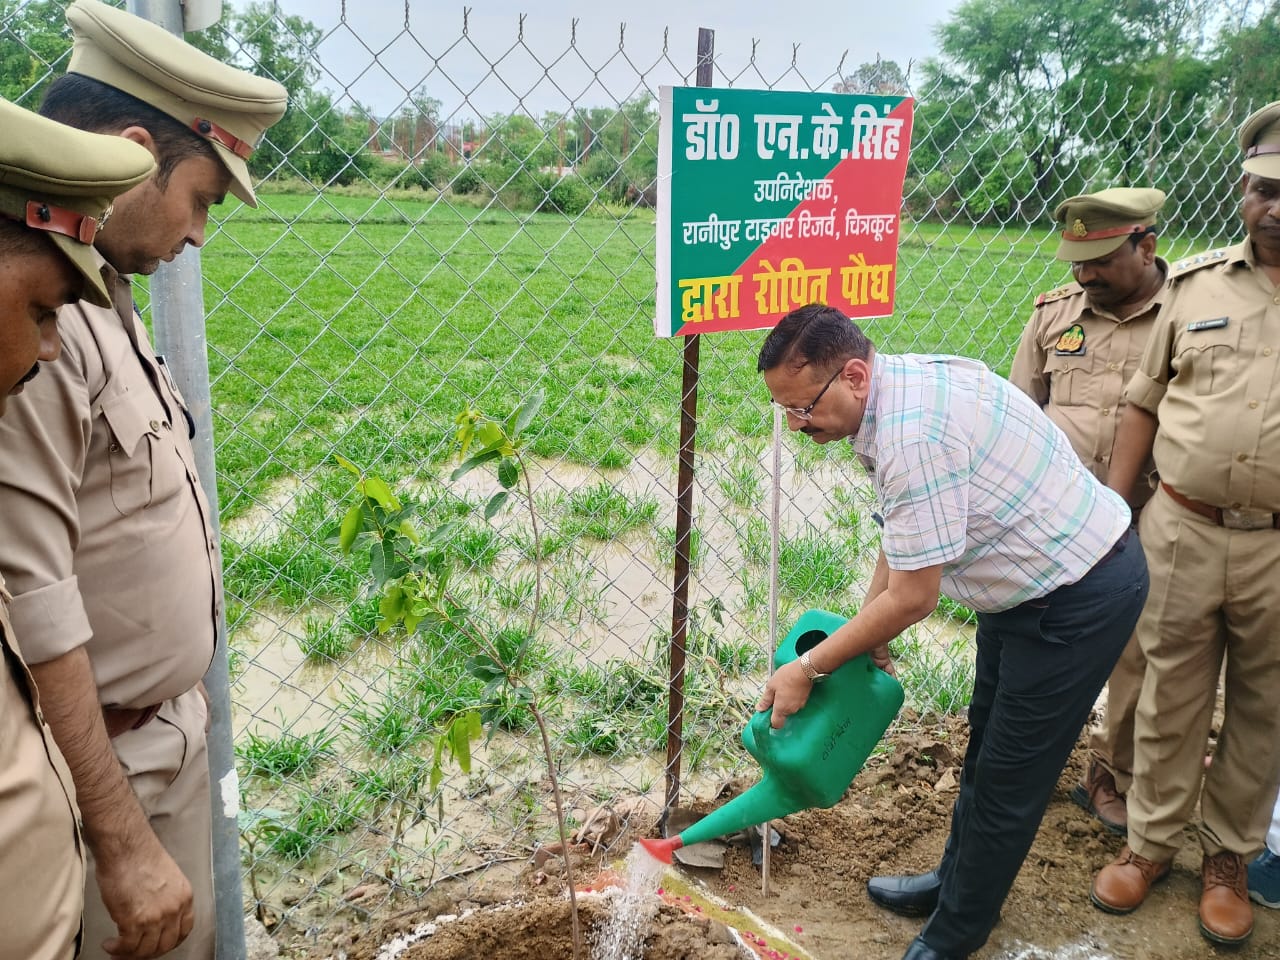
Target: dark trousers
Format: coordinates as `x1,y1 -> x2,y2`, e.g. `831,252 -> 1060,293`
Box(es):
920,535 -> 1149,957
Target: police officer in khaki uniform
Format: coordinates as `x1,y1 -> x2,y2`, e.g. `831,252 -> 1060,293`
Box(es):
1091,101 -> 1280,948
0,96 -> 157,960
0,3 -> 285,958
1009,187 -> 1168,835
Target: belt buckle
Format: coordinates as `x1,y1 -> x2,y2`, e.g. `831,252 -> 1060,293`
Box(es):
1221,507 -> 1272,530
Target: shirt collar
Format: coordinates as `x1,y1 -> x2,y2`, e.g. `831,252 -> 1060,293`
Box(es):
1082,256 -> 1170,322
849,352 -> 883,463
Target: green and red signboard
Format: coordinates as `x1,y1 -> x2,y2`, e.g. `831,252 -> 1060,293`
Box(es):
655,86 -> 914,338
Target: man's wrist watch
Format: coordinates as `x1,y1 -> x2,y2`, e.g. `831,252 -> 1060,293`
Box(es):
799,650 -> 830,682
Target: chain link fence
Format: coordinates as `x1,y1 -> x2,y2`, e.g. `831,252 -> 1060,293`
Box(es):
1,0 -> 1254,950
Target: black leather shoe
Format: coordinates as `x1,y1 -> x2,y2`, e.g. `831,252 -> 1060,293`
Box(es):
867,869 -> 942,917
901,935 -> 964,960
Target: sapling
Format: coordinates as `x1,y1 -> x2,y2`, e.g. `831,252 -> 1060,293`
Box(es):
334,390 -> 585,959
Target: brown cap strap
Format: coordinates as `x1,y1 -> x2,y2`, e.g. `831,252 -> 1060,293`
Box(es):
191,116 -> 254,159
1062,223 -> 1145,242
24,199 -> 109,244
1246,144 -> 1280,160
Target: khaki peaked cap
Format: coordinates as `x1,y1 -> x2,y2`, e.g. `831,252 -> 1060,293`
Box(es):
65,0 -> 287,206
1240,100 -> 1280,180
0,97 -> 155,307
1052,187 -> 1166,262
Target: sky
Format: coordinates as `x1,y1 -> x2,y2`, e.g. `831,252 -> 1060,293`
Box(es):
271,0 -> 963,120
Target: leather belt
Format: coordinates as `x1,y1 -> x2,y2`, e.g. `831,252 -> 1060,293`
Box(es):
1160,482 -> 1280,531
102,703 -> 162,739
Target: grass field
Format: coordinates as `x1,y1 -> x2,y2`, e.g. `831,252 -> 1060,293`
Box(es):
180,190 -> 1219,520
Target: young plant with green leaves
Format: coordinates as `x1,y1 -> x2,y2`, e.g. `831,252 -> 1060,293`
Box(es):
334,390 -> 584,959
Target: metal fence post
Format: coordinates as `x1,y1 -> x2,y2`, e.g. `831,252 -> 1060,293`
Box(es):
124,2 -> 245,957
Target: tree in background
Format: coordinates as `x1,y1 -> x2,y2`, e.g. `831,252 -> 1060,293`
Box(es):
834,58 -> 911,96
191,1 -> 370,186
0,0 -> 69,105
910,0 -> 1245,235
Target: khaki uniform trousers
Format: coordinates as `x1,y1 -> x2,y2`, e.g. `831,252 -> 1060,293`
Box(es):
1128,486 -> 1280,862
1090,629 -> 1145,793
81,688 -> 213,960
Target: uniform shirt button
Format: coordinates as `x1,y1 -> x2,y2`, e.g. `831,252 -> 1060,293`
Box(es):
1265,347 -> 1274,357
109,441 -> 121,453
1095,455 -> 1105,462
1250,400 -> 1260,409
1101,408 -> 1111,416
1237,453 -> 1248,462
1108,363 -> 1119,371
149,419 -> 160,431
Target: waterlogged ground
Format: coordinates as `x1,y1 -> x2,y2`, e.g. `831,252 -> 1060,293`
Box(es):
308,721 -> 1280,960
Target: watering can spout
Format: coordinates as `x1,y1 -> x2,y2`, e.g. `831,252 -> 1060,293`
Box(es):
675,774 -> 801,848
638,776 -> 800,864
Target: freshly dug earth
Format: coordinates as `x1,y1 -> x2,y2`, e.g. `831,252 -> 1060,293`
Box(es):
357,898 -> 749,960
316,720 -> 1280,960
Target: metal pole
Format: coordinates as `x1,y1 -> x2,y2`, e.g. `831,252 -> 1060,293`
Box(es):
125,2 -> 245,957
663,25 -> 715,825
763,406 -> 783,896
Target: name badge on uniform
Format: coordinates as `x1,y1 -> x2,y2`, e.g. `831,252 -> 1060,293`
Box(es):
1053,323 -> 1086,356
1187,317 -> 1229,332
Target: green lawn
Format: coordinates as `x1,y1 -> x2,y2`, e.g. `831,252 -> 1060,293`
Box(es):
172,192 -> 1062,518
174,190 -> 1226,521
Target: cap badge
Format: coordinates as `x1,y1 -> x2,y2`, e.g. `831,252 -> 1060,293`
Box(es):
1071,218 -> 1088,238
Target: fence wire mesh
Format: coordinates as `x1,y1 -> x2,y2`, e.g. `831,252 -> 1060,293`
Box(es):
0,0 -> 1254,949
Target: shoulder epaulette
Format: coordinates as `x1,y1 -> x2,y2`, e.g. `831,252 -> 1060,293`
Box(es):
1034,282 -> 1083,308
1170,249 -> 1229,279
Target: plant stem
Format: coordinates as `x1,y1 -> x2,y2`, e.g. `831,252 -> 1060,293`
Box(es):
515,451 -> 543,637
531,702 -> 581,959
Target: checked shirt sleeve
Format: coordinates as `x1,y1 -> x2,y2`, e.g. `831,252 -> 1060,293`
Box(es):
877,438 -> 971,571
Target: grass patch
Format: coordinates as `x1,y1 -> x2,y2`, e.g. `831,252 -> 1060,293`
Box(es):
776,530 -> 860,597
546,482 -> 659,548
296,616 -> 350,663
237,729 -> 335,780
267,785 -> 366,862
717,459 -> 762,509
895,628 -> 976,718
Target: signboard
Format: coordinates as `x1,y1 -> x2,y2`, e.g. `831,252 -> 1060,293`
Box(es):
656,86 -> 914,338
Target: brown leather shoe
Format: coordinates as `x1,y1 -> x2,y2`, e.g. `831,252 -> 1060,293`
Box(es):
1091,846 -> 1171,914
1200,851 -> 1253,945
1071,760 -> 1127,835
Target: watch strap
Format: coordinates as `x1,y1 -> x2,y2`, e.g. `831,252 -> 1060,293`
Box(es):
799,650 -> 829,681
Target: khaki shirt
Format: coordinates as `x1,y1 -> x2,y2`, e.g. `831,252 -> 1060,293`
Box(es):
0,576 -> 84,960
0,257 -> 220,708
1126,241 -> 1280,510
1009,263 -> 1167,509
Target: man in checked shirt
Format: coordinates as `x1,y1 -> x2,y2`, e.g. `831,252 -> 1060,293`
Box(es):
756,303 -> 1148,960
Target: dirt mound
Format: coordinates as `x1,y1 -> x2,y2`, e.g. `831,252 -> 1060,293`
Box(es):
341,897 -> 748,960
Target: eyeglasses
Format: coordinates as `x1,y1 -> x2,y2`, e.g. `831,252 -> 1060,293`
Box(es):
775,365 -> 843,421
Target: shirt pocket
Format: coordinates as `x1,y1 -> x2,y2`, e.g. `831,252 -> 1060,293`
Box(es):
100,391 -> 185,516
1044,352 -> 1096,407
1173,320 -> 1242,396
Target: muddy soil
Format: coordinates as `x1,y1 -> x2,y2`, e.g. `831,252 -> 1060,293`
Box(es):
308,720 -> 1280,960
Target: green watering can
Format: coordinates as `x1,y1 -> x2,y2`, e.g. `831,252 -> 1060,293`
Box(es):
641,609 -> 905,863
